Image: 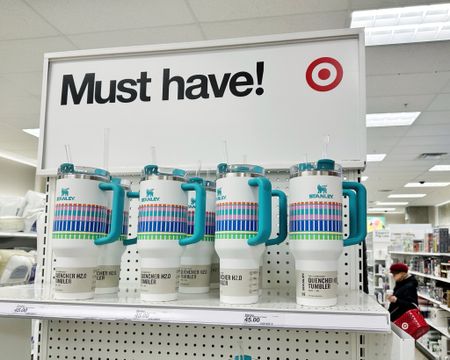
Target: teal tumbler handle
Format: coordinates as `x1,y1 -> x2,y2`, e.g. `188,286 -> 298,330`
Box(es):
95,182 -> 125,246
180,182 -> 206,246
123,191 -> 140,245
343,182 -> 367,247
266,190 -> 287,246
247,177 -> 272,246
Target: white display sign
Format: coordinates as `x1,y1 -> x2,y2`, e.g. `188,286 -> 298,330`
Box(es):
38,29 -> 366,175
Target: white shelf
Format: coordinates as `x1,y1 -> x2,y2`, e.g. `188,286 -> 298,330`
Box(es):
418,293 -> 443,306
426,319 -> 450,338
410,270 -> 450,284
0,232 -> 37,239
390,251 -> 450,257
0,285 -> 390,333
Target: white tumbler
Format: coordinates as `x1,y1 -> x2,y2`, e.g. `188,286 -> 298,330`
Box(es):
128,165 -> 206,301
179,178 -> 215,294
215,164 -> 272,305
210,251 -> 220,289
289,159 -> 367,306
95,178 -> 131,294
52,163 -> 124,300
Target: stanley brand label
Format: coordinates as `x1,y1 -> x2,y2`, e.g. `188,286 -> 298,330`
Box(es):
220,269 -> 259,297
96,265 -> 120,288
55,267 -> 96,293
297,270 -> 338,299
141,268 -> 179,294
180,265 -> 210,288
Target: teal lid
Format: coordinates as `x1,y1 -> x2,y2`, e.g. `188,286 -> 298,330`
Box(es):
189,176 -> 216,190
217,163 -> 265,176
141,164 -> 186,180
57,163 -> 111,181
290,159 -> 341,178
317,159 -> 335,171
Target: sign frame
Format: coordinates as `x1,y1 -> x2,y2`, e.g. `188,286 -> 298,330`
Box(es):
37,28 -> 366,176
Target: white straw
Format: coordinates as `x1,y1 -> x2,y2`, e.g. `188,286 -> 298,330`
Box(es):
151,146 -> 157,164
64,144 -> 72,163
223,140 -> 229,164
196,160 -> 202,177
322,134 -> 330,158
103,128 -> 110,170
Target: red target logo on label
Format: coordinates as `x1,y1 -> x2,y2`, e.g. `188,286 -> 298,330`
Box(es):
306,57 -> 343,92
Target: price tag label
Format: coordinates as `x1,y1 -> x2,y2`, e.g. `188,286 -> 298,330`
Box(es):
133,309 -> 161,322
242,312 -> 284,327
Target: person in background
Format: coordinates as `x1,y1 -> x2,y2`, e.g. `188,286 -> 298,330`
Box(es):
387,263 -> 419,321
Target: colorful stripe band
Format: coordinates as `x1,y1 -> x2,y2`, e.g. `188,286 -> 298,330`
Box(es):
215,231 -> 257,240
289,201 -> 342,236
289,232 -> 342,240
137,232 -> 186,240
187,211 -> 215,236
137,204 -> 187,234
52,203 -> 108,235
216,202 -> 258,232
52,232 -> 105,240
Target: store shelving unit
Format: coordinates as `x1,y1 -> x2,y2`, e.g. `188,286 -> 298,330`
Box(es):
0,231 -> 37,249
419,293 -> 444,306
0,285 -> 389,332
409,270 -> 450,284
416,340 -> 440,360
426,319 -> 450,338
390,251 -> 450,257
0,232 -> 37,239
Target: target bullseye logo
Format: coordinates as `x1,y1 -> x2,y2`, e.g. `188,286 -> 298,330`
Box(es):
401,322 -> 409,330
306,57 -> 343,92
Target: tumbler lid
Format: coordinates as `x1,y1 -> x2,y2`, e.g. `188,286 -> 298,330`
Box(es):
290,159 -> 341,178
217,163 -> 265,178
57,163 -> 111,182
141,164 -> 187,181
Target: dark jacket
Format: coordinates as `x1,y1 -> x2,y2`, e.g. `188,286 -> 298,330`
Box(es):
388,274 -> 419,321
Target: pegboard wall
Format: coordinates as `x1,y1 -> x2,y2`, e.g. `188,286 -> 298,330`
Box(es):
35,169 -> 370,360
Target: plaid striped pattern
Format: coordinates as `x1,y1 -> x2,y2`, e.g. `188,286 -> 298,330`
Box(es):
215,202 -> 258,232
187,211 -> 215,237
289,201 -> 342,240
52,203 -> 108,235
137,203 -> 187,235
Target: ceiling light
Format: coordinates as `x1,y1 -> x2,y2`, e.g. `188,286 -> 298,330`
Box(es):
351,4 -> 450,46
389,194 -> 426,198
22,128 -> 40,138
0,150 -> 37,167
367,154 -> 386,162
430,165 -> 450,171
361,176 -> 368,181
366,112 -> 420,127
376,202 -> 408,206
405,182 -> 450,187
368,208 -> 396,212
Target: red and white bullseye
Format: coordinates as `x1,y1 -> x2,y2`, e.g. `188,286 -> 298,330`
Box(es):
306,57 -> 343,92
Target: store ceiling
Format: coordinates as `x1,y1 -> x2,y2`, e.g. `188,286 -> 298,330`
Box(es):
0,0 -> 450,208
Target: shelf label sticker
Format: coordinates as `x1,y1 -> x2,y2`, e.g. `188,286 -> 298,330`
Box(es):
242,312 -> 284,327
133,309 -> 162,322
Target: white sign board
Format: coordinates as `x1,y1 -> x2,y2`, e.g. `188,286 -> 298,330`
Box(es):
38,29 -> 366,175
